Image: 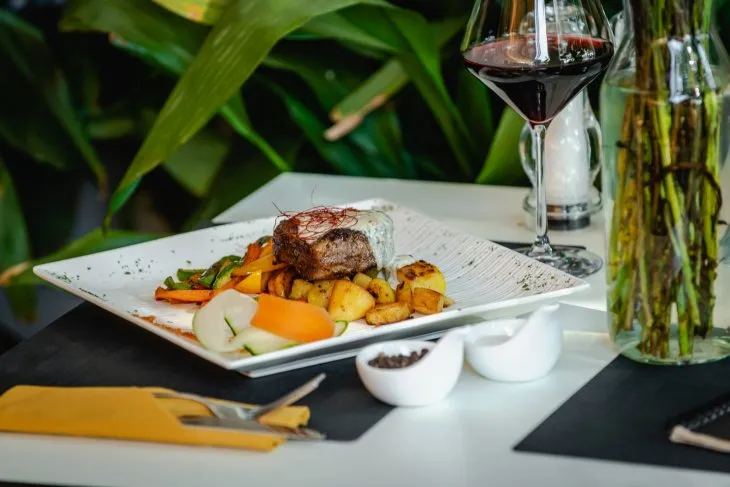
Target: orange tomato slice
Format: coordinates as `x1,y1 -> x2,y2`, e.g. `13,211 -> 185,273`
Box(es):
251,294 -> 335,343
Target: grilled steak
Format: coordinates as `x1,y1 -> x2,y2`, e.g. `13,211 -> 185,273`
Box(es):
273,208 -> 395,281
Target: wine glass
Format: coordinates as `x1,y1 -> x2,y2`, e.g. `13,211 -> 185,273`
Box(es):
461,0 -> 614,277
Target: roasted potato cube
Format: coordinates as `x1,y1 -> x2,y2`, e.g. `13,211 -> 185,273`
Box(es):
395,282 -> 413,311
365,302 -> 412,326
307,280 -> 336,308
412,288 -> 444,315
396,260 -> 446,294
367,278 -> 396,304
352,272 -> 373,289
443,295 -> 455,307
328,280 -> 376,321
289,278 -> 314,300
267,267 -> 297,298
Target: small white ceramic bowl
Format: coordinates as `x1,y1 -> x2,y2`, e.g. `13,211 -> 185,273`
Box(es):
464,304 -> 562,383
355,330 -> 464,407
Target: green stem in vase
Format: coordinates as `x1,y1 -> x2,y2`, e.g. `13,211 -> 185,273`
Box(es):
608,0 -> 722,359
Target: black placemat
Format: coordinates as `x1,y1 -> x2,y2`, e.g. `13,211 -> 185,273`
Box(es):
0,303 -> 393,441
514,354 -> 730,474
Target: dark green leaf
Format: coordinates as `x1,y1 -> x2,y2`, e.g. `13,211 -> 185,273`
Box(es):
268,85 -> 375,177
264,45 -> 410,178
329,15 -> 464,123
0,156 -> 30,273
88,114 -> 138,140
347,109 -> 413,177
457,68 -> 494,147
476,108 -> 528,185
330,58 -> 409,122
61,0 -> 290,205
0,154 -> 35,320
5,228 -> 163,287
385,10 -> 475,178
298,11 -> 397,53
319,9 -> 474,177
0,10 -> 106,191
164,129 -> 230,197
182,143 -> 287,230
399,53 -> 474,179
61,0 -> 208,74
107,0 -> 391,222
265,44 -> 363,111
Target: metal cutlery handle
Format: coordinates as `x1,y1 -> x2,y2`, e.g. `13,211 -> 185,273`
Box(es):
180,416 -> 326,441
251,372 -> 326,419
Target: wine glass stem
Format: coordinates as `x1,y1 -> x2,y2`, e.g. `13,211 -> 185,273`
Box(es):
531,123 -> 553,256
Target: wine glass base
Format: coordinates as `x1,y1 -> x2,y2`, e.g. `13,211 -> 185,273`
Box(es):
514,246 -> 603,279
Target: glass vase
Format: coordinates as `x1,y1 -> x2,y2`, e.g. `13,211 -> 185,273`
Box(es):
600,0 -> 730,364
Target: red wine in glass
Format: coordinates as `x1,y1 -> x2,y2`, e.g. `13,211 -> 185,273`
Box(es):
462,35 -> 614,124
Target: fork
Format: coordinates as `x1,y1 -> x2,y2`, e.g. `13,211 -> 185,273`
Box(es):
153,372 -> 326,422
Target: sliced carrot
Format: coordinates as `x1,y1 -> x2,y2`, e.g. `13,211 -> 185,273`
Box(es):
242,242 -> 263,265
154,287 -> 213,303
251,294 -> 335,343
231,253 -> 288,277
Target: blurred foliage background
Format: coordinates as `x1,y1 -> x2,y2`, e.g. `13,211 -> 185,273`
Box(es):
0,0 -> 728,327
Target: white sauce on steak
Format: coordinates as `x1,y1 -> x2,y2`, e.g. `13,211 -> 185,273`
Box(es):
297,209 -> 395,270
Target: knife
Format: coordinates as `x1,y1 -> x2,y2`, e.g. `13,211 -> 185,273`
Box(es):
180,416 -> 326,441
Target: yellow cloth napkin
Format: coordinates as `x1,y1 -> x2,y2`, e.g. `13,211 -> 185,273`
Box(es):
0,386 -> 310,452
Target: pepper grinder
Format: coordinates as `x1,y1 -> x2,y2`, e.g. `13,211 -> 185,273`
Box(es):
518,87 -> 603,231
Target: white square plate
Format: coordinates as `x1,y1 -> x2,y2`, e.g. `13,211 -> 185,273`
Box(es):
34,199 -> 589,376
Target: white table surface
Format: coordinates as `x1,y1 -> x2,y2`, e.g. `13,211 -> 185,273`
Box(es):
2,174 -> 729,487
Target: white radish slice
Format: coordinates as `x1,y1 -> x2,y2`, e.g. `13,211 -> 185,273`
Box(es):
192,290 -> 258,352
239,326 -> 298,355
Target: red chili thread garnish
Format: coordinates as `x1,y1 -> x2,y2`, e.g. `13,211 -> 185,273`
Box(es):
277,206 -> 360,240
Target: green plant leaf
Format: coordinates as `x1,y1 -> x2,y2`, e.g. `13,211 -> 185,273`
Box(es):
61,0 -> 290,199
264,44 -> 410,178
0,154 -> 36,320
61,0 -> 208,73
321,10 -> 474,177
268,84 -> 376,177
457,68 -> 494,147
350,108 -> 414,178
330,58 -> 409,122
2,228 -> 162,288
163,129 -> 230,197
328,16 -> 464,123
298,11 -> 397,53
182,141 -> 290,230
106,0 -> 391,225
151,0 -> 229,25
0,10 -> 106,191
265,44 -> 363,111
476,107 -> 528,185
0,157 -> 30,274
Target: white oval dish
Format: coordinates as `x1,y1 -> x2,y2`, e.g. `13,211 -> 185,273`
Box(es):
464,304 -> 562,383
355,329 -> 465,407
